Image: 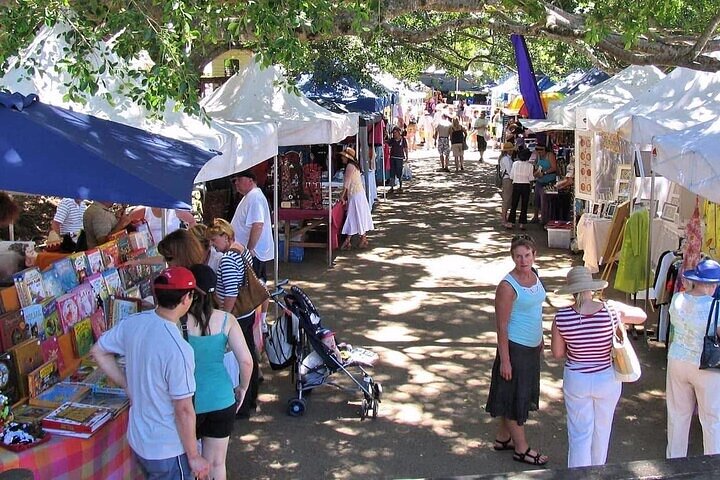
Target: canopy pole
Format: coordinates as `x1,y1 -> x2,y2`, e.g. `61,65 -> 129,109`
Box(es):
327,144 -> 333,268
273,154 -> 279,285
161,209 -> 167,239
8,223 -> 14,241
645,165 -> 655,347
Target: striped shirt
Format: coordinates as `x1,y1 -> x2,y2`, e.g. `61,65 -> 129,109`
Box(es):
510,161 -> 534,184
554,305 -> 613,373
53,198 -> 86,235
216,248 -> 252,301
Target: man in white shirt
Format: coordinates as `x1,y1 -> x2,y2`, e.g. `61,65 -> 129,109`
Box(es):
230,169 -> 274,331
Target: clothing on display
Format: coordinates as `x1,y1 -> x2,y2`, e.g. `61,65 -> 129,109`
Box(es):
614,208 -> 650,294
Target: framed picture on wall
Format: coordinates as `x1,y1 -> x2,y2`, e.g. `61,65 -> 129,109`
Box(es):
615,165 -> 633,202
605,203 -> 617,219
592,203 -> 601,216
661,202 -> 679,222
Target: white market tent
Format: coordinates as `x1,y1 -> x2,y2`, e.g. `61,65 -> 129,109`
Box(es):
653,119 -> 720,204
547,65 -> 665,129
0,23 -> 278,183
201,57 -> 359,146
590,68 -> 720,148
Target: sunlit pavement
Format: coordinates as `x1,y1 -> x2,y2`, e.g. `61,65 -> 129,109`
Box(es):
228,140 -> 692,479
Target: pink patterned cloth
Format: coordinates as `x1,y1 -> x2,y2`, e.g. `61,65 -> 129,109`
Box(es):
678,201 -> 703,292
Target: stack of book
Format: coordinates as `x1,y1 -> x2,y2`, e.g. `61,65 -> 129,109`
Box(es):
41,402 -> 113,438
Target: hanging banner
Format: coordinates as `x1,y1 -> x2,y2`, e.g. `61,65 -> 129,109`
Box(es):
575,131 -> 594,200
510,34 -> 546,120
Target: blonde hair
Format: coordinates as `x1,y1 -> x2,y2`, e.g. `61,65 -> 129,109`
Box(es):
206,218 -> 235,241
451,117 -> 462,130
189,224 -> 211,250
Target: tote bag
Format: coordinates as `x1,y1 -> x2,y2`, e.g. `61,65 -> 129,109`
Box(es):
700,288 -> 720,370
607,302 -> 641,382
229,248 -> 270,318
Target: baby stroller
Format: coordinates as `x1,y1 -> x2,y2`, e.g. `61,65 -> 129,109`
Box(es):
266,283 -> 382,419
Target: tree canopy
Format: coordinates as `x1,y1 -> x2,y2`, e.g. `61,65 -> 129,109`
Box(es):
0,0 -> 717,115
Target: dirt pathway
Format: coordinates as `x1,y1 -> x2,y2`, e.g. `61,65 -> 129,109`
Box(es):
229,145 -> 699,479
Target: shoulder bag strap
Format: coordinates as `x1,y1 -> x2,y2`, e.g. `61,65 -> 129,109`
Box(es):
705,288 -> 720,339
229,247 -> 250,287
179,313 -> 189,341
605,301 -> 623,344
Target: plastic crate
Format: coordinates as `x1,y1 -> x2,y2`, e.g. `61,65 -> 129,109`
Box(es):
547,227 -> 572,249
278,239 -> 304,263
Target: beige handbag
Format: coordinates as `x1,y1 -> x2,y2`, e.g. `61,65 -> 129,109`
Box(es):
607,302 -> 641,382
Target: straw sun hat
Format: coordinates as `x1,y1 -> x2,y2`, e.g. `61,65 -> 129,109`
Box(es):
555,266 -> 608,295
338,147 -> 357,163
501,142 -> 516,152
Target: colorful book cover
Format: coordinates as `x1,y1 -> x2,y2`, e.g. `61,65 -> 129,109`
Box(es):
77,391 -> 129,417
8,337 -> 43,398
21,303 -> 45,341
85,273 -> 109,304
41,268 -> 64,298
53,257 -> 79,293
69,252 -> 90,284
71,283 -> 97,320
11,403 -> 54,423
89,309 -> 107,341
97,241 -> 120,269
72,318 -> 94,358
42,402 -> 112,434
129,231 -> 150,251
40,335 -> 65,373
13,267 -> 47,308
0,310 -> 30,352
146,245 -> 164,273
41,298 -> 62,339
101,268 -> 122,296
57,291 -> 81,334
123,286 -> 141,300
138,278 -> 153,302
109,297 -> 139,328
27,358 -> 60,399
29,382 -> 90,408
0,286 -> 20,314
112,232 -> 132,264
85,248 -> 105,275
66,358 -> 97,383
57,333 -> 80,376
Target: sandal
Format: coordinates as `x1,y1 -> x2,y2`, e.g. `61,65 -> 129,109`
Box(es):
493,437 -> 514,451
513,448 -> 548,466
340,242 -> 352,251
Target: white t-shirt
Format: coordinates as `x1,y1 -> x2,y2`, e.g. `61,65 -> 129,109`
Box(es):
510,161 -> 535,184
499,154 -> 514,179
97,310 -> 195,460
144,207 -> 182,245
53,198 -> 86,236
231,187 -> 274,262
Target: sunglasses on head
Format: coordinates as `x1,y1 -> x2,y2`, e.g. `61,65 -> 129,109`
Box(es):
512,234 -> 533,241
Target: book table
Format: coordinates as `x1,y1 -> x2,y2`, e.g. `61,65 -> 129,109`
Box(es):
0,409 -> 142,479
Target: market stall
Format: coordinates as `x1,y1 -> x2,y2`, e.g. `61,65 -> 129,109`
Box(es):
201,56 -> 360,268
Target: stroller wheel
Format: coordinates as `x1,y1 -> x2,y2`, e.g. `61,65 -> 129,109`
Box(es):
372,398 -> 379,419
287,398 -> 306,417
360,398 -> 369,420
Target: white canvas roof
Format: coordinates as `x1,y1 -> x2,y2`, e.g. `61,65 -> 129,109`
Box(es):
201,57 -> 358,146
547,65 -> 665,129
590,67 -> 720,148
653,118 -> 720,204
522,119 -> 574,133
0,23 -> 277,183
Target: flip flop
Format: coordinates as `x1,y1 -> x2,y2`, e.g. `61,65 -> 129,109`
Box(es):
493,437 -> 514,451
513,447 -> 548,466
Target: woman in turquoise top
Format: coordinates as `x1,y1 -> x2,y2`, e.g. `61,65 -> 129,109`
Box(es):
486,234 -> 548,466
532,144 -> 557,223
187,264 -> 253,480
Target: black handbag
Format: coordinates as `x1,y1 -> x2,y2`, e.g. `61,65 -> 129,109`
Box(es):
700,287 -> 720,370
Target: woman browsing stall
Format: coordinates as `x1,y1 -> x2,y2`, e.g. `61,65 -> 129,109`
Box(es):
666,259 -> 720,458
339,148 -> 374,250
552,266 -> 646,468
184,264 -> 253,480
486,234 -> 548,466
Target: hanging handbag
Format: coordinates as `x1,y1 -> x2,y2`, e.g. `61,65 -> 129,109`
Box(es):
607,302 -> 642,382
230,248 -> 270,317
699,288 -> 720,370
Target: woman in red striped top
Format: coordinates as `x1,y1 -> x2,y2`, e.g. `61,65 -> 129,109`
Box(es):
551,266 -> 646,468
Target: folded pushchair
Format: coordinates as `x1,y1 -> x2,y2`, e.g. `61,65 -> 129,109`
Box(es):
266,284 -> 382,419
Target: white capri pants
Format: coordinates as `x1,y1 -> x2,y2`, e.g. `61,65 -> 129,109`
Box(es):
563,366 -> 621,468
666,358 -> 720,458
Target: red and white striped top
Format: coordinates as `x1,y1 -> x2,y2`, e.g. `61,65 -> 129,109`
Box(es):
554,305 -> 613,373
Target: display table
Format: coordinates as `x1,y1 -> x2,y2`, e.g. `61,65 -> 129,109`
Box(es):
541,190 -> 572,223
278,203 -> 345,262
0,409 -> 142,480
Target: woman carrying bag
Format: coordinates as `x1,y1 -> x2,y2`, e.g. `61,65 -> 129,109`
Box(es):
666,258 -> 720,458
552,266 -> 646,468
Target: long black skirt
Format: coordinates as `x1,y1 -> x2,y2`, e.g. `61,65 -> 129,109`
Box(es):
485,340 -> 542,426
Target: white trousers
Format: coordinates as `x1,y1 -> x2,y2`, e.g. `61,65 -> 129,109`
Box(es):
563,366 -> 621,468
666,358 -> 720,458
